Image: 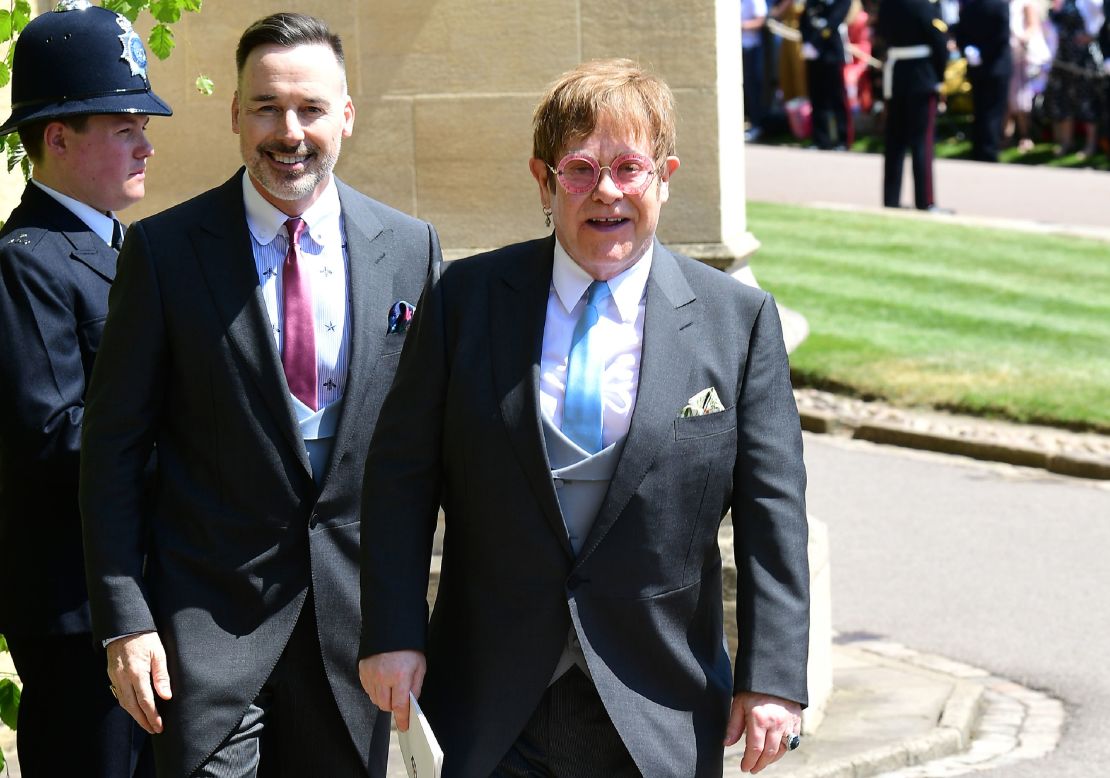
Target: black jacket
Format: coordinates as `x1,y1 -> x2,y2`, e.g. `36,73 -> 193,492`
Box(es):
0,183 -> 115,634
801,0 -> 854,63
877,0 -> 952,96
955,0 -> 1014,78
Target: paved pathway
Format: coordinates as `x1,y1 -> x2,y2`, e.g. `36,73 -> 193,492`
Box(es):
744,145 -> 1110,240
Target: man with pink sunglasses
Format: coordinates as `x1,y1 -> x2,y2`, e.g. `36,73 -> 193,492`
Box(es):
359,58 -> 809,777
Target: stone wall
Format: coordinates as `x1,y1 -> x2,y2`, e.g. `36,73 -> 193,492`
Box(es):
2,0 -> 756,262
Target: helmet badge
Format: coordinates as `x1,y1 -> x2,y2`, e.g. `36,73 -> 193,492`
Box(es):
115,14 -> 148,80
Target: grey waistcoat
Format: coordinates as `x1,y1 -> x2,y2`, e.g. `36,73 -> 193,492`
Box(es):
541,413 -> 625,684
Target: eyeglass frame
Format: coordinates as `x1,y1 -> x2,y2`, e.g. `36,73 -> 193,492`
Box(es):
545,151 -> 661,196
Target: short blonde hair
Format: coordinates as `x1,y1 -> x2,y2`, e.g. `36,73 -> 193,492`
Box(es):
532,58 -> 677,189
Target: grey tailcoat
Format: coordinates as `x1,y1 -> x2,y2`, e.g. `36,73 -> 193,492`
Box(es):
359,236 -> 809,777
80,170 -> 442,776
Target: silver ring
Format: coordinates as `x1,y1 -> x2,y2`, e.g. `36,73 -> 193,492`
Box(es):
782,731 -> 801,751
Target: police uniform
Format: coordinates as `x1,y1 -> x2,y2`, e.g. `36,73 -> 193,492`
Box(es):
876,0 -> 950,208
799,0 -> 854,148
0,3 -> 170,775
955,0 -> 1014,161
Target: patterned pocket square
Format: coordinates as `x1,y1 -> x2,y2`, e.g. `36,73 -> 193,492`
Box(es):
679,387 -> 725,417
388,300 -> 416,334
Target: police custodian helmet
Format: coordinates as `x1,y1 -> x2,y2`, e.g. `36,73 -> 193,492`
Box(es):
0,0 -> 172,137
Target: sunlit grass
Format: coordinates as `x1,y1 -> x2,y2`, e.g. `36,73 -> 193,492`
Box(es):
747,201 -> 1110,431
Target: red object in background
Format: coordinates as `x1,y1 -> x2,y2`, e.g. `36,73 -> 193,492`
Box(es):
844,9 -> 874,114
785,96 -> 813,139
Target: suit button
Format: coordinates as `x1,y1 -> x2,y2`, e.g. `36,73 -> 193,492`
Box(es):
309,512 -> 319,529
567,574 -> 582,590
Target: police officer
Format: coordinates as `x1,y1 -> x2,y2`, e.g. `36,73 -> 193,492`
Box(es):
800,0 -> 854,148
877,0 -> 951,209
0,2 -> 170,775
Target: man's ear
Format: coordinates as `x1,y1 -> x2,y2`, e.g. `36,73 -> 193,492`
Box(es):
42,121 -> 69,158
231,91 -> 241,135
528,157 -> 553,208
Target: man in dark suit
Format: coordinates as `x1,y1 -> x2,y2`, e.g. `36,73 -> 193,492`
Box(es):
80,12 -> 441,777
0,4 -> 172,775
800,0 -> 854,148
955,0 -> 1014,161
359,59 -> 809,777
878,0 -> 951,208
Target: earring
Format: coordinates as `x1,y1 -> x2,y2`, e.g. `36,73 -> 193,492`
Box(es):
543,206 -> 552,228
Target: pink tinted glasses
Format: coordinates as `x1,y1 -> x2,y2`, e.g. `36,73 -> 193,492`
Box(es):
547,152 -> 658,195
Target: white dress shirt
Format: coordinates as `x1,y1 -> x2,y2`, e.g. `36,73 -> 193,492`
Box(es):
539,240 -> 652,449
242,172 -> 350,411
31,179 -> 117,247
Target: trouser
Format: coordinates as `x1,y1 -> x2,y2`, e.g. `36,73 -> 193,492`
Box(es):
743,43 -> 765,129
6,632 -> 154,778
192,596 -> 386,778
969,67 -> 1011,161
884,91 -> 939,209
492,667 -> 641,778
807,59 -> 851,148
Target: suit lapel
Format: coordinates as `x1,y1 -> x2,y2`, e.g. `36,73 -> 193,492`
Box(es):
16,184 -> 117,281
191,172 -> 312,476
319,181 -> 391,488
490,237 -> 574,558
575,243 -> 696,564
66,232 -> 117,282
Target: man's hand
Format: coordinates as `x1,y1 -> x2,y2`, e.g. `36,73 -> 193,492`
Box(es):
106,632 -> 172,735
358,650 -> 427,732
724,691 -> 803,773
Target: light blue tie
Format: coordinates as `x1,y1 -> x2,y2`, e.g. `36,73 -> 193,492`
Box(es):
562,280 -> 611,454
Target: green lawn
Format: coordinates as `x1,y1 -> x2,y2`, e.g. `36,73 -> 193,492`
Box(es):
746,201 -> 1110,432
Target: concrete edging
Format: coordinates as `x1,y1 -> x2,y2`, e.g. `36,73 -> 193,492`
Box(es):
788,681 -> 984,778
799,412 -> 1110,481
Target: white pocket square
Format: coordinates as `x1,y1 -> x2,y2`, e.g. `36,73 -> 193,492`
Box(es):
679,387 -> 725,417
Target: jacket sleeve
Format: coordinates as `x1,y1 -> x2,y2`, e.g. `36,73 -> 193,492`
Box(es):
731,292 -> 810,706
921,0 -> 952,82
0,243 -> 85,470
80,222 -> 166,642
358,254 -> 447,658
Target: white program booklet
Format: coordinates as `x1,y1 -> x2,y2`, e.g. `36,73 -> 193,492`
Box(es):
397,692 -> 444,778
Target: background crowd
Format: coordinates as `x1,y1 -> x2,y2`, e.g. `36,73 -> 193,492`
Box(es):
742,0 -> 1110,162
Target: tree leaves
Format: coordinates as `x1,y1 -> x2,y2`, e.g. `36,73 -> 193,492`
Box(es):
101,0 -> 146,22
13,1 -> 31,31
147,22 -> 175,59
195,74 -> 214,96
0,679 -> 19,730
150,0 -> 181,25
6,135 -> 28,177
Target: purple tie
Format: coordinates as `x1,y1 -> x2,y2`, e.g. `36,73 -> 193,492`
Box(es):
282,217 -> 317,410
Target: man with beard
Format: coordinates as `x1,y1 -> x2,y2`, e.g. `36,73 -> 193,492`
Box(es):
80,12 -> 441,777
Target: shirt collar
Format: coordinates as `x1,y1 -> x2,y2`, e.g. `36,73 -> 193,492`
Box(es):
241,170 -> 342,247
30,179 -> 116,247
552,239 -> 653,324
